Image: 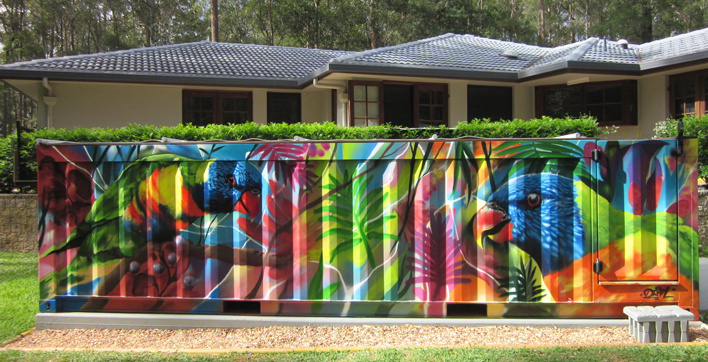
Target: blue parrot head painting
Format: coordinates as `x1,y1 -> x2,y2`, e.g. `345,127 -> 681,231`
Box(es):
36,137 -> 699,318
467,174 -> 585,283
198,161 -> 262,220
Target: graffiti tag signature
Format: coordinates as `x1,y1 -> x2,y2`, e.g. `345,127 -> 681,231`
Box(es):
640,286 -> 672,300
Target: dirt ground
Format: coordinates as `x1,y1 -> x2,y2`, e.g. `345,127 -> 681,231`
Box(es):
4,325 -> 708,352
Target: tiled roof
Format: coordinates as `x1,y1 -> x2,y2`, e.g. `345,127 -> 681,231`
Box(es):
2,27 -> 708,85
638,27 -> 708,67
332,34 -> 548,74
0,41 -> 351,86
580,39 -> 638,64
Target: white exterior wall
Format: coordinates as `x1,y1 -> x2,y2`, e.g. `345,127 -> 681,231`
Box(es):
513,86 -> 534,120
448,81 -> 467,126
27,81 -> 337,128
637,75 -> 669,138
50,82 -> 182,129
301,89 -> 332,123
252,90 -> 267,124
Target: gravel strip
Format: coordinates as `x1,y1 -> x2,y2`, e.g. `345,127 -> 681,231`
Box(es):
5,326 -> 708,351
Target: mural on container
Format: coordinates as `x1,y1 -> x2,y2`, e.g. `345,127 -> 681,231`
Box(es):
37,138 -> 699,317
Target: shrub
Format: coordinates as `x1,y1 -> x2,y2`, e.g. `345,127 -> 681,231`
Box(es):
0,117 -> 600,193
654,115 -> 708,184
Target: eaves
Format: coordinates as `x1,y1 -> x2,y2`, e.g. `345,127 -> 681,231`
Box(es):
0,68 -> 309,89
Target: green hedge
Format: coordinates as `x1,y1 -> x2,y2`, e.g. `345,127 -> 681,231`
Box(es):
654,115 -> 708,184
0,117 -> 600,193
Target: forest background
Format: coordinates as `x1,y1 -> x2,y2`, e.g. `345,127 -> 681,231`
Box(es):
2,0 -> 708,136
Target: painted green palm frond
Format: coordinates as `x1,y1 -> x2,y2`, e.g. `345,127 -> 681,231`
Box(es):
198,144 -> 225,158
349,172 -> 385,269
499,259 -> 547,302
494,140 -> 585,159
321,168 -> 355,246
453,142 -> 479,202
495,141 -> 593,185
308,253 -> 326,299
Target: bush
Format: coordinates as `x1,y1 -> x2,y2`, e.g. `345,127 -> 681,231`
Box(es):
654,115 -> 708,184
0,117 -> 600,193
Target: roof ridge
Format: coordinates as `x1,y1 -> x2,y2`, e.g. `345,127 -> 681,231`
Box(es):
522,38 -> 597,69
0,41 -> 211,68
214,41 -> 352,54
458,33 -> 549,49
330,33 -> 457,63
568,37 -> 600,61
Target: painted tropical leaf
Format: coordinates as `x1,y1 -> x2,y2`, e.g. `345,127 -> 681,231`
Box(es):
498,257 -> 547,302
452,142 -> 479,202
494,140 -> 585,159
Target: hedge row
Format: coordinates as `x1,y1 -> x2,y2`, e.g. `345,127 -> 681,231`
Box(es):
654,115 -> 708,183
0,117 -> 601,193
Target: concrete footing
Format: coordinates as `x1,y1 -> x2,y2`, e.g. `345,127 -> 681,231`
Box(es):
35,312 -> 651,330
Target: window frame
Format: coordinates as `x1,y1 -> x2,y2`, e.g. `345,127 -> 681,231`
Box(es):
414,84 -> 448,127
669,70 -> 708,118
182,90 -> 253,126
535,80 -> 637,126
348,81 -> 448,127
348,81 -> 383,127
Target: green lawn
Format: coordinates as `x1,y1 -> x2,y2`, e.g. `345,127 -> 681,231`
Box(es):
0,252 -> 37,344
2,251 -> 708,361
1,345 -> 708,361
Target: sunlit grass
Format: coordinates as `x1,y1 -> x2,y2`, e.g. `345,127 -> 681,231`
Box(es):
2,345 -> 708,362
0,252 -> 37,343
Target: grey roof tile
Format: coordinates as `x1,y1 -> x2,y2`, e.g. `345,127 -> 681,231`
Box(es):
0,41 -> 351,85
334,34 -> 548,73
638,28 -> 708,66
2,28 -> 708,84
581,39 -> 638,64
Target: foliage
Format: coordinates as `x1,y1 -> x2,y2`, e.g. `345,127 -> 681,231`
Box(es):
0,117 -> 599,193
1,0 -> 707,60
0,252 -> 37,343
654,115 -> 708,183
2,0 -> 708,136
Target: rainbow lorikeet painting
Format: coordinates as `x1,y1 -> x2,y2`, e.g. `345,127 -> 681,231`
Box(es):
463,172 -> 695,301
40,153 -> 262,296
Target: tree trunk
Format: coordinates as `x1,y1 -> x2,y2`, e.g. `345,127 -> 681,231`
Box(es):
585,0 -> 590,37
211,0 -> 219,42
539,0 -> 546,45
639,0 -> 653,42
369,0 -> 378,49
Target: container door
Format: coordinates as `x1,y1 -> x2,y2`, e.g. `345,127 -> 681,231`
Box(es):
593,139 -> 679,284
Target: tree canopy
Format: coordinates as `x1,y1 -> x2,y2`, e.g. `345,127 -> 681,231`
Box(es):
1,0 -> 708,135
3,0 -> 708,61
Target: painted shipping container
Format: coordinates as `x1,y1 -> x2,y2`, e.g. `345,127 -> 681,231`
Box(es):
37,137 -> 700,318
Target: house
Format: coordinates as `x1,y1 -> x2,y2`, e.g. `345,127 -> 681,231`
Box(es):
2,28 -> 708,139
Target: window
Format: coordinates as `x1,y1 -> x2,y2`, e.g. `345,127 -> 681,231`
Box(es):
183,91 -> 252,126
350,82 -> 382,126
416,84 -> 447,127
468,85 -> 513,121
535,81 -> 637,125
670,70 -> 708,118
350,81 -> 448,127
267,92 -> 301,124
